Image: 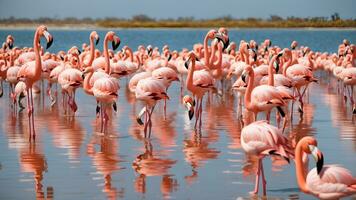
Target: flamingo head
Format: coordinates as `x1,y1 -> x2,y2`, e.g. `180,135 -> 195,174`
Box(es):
183,95 -> 195,120
82,67 -> 94,79
37,25 -> 53,49
291,41 -> 298,50
90,31 -> 100,46
184,51 -> 199,69
146,45 -> 153,57
106,31 -> 120,50
299,136 -> 324,175
241,65 -> 253,83
215,32 -> 229,51
6,35 -> 14,49
207,29 -> 219,39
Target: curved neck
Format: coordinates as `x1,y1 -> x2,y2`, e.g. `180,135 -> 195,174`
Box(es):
186,58 -> 195,91
244,51 -> 250,65
244,69 -> 254,110
83,70 -> 94,95
34,29 -> 42,78
103,36 -> 110,74
308,54 -> 314,69
210,43 -> 223,71
203,34 -> 211,67
126,47 -> 134,62
295,143 -> 309,193
268,56 -> 277,86
283,54 -> 292,76
88,36 -> 95,67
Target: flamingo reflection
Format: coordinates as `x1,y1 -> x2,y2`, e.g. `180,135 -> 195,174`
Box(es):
132,140 -> 177,199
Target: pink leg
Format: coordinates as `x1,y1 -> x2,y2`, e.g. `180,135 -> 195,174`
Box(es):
199,98 -> 203,130
26,88 -> 32,141
251,159 -> 261,195
30,87 -> 36,140
143,105 -> 149,137
260,159 -> 267,196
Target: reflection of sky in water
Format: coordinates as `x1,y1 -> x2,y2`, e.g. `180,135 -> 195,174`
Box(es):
0,29 -> 355,199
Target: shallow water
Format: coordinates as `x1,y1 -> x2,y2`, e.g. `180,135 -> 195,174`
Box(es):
0,29 -> 356,199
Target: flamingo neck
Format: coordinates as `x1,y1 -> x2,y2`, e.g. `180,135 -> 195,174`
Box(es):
186,58 -> 195,91
203,34 -> 211,67
103,36 -> 110,74
83,70 -> 94,95
88,36 -> 95,67
244,69 -> 254,110
308,54 -> 314,69
34,29 -> 42,80
283,54 -> 292,76
127,47 -> 134,62
245,51 -> 250,65
268,56 -> 276,86
295,142 -> 310,194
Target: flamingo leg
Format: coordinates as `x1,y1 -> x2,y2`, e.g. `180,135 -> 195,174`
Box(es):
260,159 -> 267,196
144,105 -> 149,137
26,87 -> 32,141
30,87 -> 36,140
148,105 -> 155,138
199,97 -> 203,130
251,159 -> 261,195
0,80 -> 3,98
194,98 -> 200,130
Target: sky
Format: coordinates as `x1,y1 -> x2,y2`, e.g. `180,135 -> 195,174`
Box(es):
0,0 -> 355,20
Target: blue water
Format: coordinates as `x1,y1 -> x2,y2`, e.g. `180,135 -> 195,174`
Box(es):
0,28 -> 355,200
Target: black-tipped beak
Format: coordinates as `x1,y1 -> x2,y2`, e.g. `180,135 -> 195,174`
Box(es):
310,145 -> 324,175
147,48 -> 153,57
44,31 -> 53,49
184,60 -> 190,69
195,57 -> 199,62
7,42 -> 13,49
316,152 -> 324,175
78,49 -> 82,55
112,102 -> 117,112
60,55 -> 64,61
241,73 -> 246,83
277,51 -> 284,58
95,37 -> 100,46
167,53 -> 172,61
274,61 -> 280,73
112,36 -> 120,51
188,109 -> 194,120
81,73 -> 86,80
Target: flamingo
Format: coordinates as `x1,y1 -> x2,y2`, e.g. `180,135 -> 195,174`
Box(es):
242,65 -> 286,122
184,51 -> 214,131
135,77 -> 169,137
82,31 -> 120,134
241,120 -> 294,196
17,25 -> 53,141
295,136 -> 356,199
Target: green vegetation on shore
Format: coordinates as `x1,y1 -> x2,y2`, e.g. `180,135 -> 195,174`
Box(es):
1,13 -> 356,28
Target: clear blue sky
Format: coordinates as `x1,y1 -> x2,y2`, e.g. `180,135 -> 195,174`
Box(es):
0,0 -> 355,19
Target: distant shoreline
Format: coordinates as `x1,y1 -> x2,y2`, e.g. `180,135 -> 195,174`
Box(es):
1,24 -> 356,31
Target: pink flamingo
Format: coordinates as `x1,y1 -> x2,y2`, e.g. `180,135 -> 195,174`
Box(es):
83,31 -> 120,134
17,25 -> 53,141
241,120 -> 294,196
295,136 -> 356,199
185,51 -> 214,130
135,77 -> 169,137
242,65 -> 286,122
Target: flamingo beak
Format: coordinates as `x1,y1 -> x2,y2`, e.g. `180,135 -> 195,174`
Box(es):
241,73 -> 247,83
309,145 -> 324,175
167,53 -> 172,62
136,107 -> 146,125
274,61 -> 280,73
7,41 -> 14,49
95,35 -> 100,46
184,59 -> 190,69
112,36 -> 121,51
147,47 -> 153,57
184,102 -> 194,120
43,31 -> 53,49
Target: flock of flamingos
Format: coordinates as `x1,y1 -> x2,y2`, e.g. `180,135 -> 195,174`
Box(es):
0,25 -> 356,199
